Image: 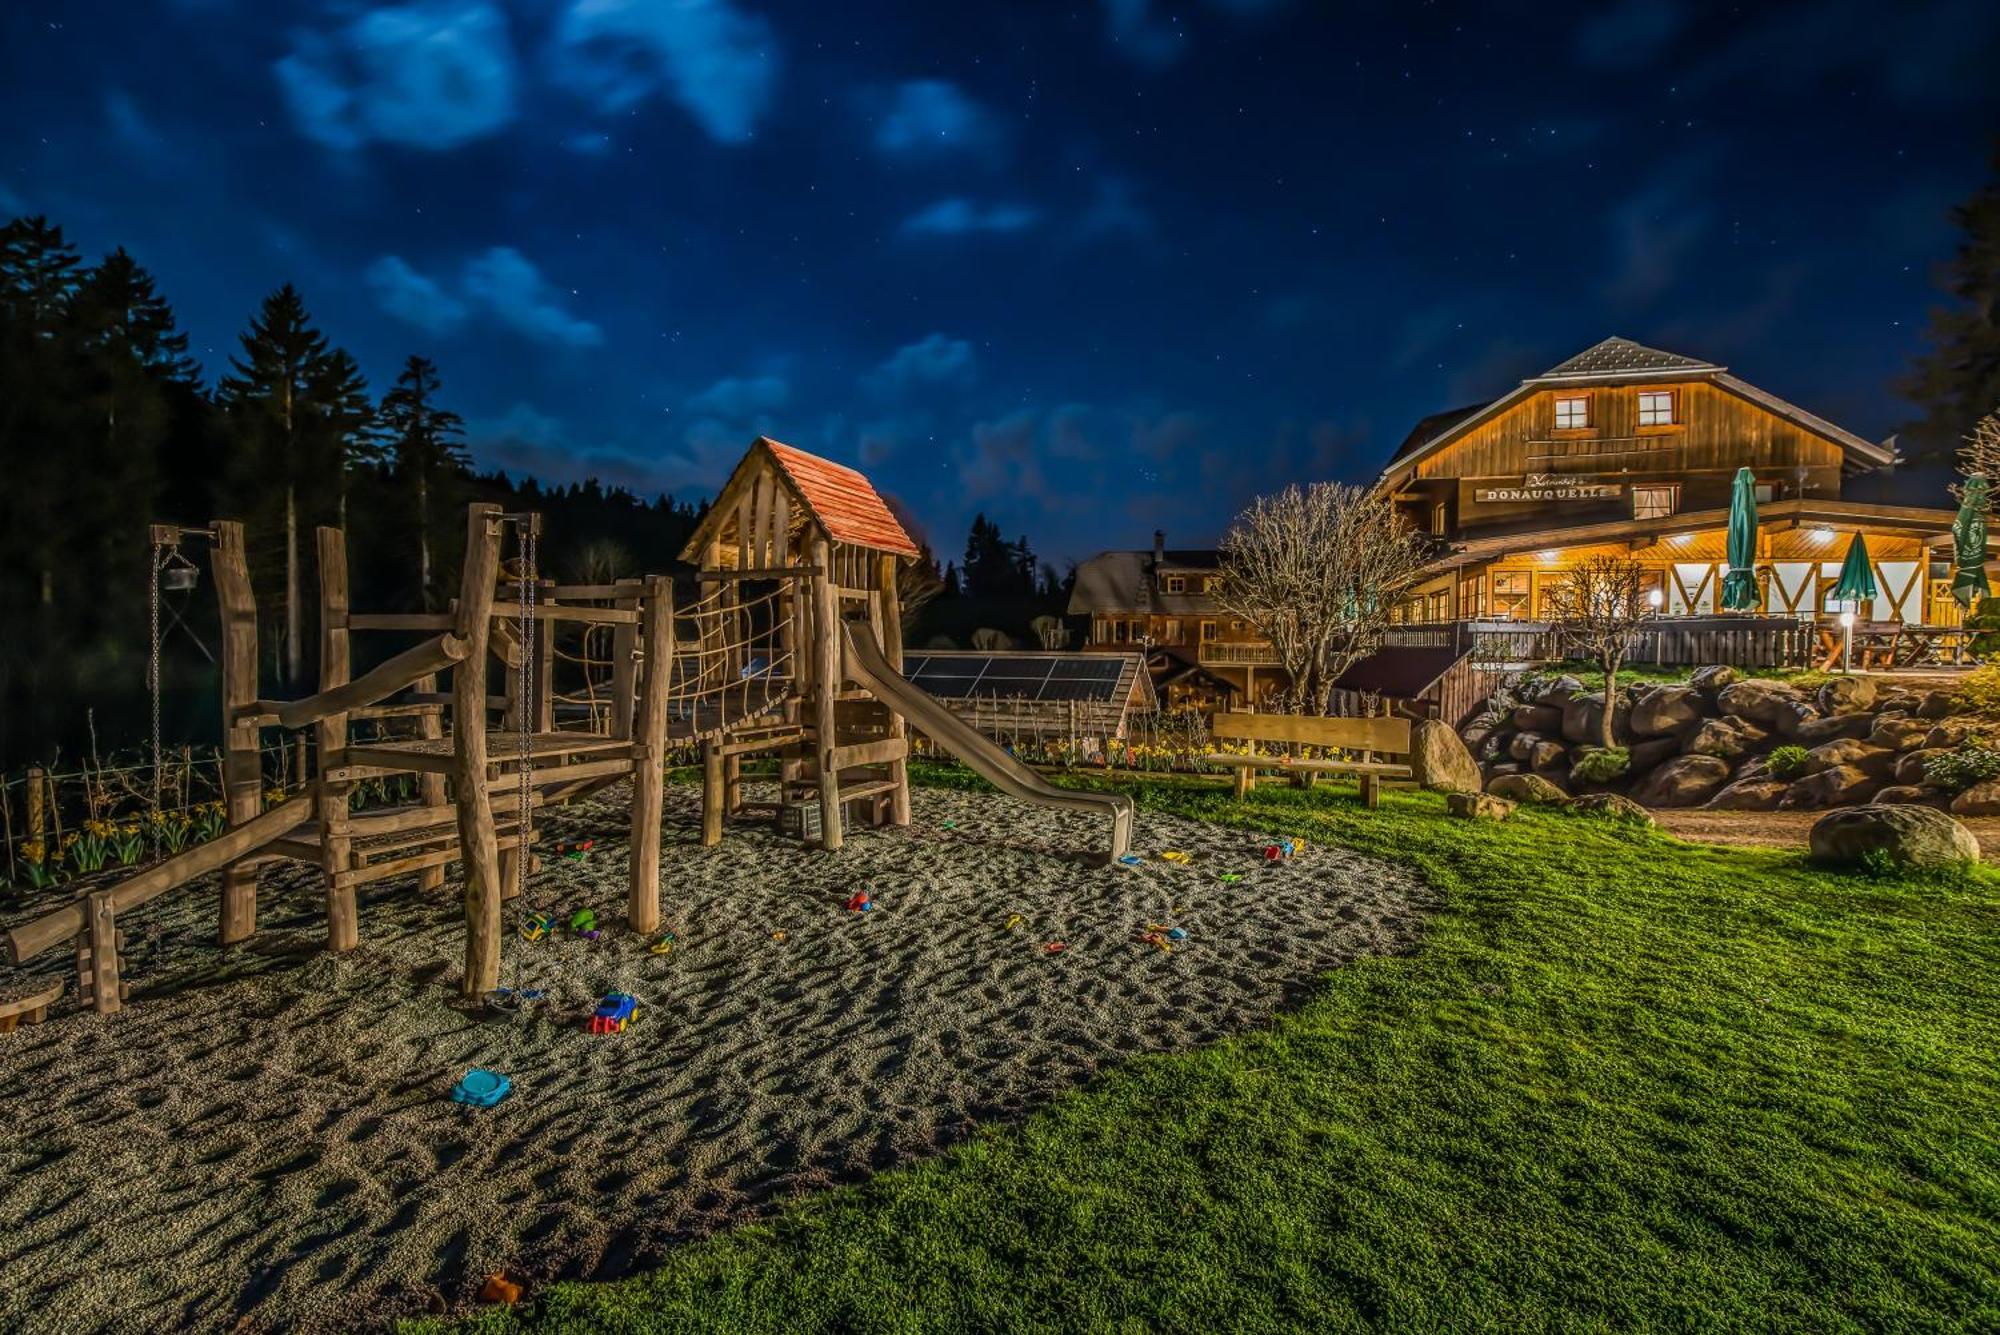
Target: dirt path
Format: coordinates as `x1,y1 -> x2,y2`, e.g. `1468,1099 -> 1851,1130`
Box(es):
1654,807 -> 2000,859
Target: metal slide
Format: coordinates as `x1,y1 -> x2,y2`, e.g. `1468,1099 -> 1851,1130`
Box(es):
840,620 -> 1134,863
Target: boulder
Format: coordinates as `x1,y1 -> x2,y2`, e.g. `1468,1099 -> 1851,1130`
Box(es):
1487,773 -> 1568,805
1411,720 -> 1482,794
1771,702 -> 1824,738
1682,716 -> 1768,760
1508,732 -> 1549,763
1626,735 -> 1682,774
1459,720 -> 1494,753
1511,704 -> 1564,735
1717,679 -> 1808,727
1791,712 -> 1877,746
1631,754 -> 1732,807
1447,791 -> 1516,821
1875,693 -> 1921,716
1817,675 -> 1877,715
1478,730 -> 1513,763
1896,748 -> 1950,786
1689,664 -> 1740,693
1629,684 -> 1706,736
1923,720 -> 1973,750
1564,793 -> 1655,827
1530,674 -> 1586,707
1872,785 -> 1940,805
1529,740 -> 1569,772
1780,765 -> 1882,809
1867,715 -> 1934,752
1705,778 -> 1790,811
1808,803 -> 1979,870
1803,738 -> 1898,779
1559,692 -> 1630,745
1483,761 -> 1523,778
1950,779 -> 2000,816
1915,690 -> 1957,720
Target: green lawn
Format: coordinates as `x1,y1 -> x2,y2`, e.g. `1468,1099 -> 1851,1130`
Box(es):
428,769 -> 2000,1333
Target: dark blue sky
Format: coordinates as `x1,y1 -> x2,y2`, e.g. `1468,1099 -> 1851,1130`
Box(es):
4,1 -> 1995,560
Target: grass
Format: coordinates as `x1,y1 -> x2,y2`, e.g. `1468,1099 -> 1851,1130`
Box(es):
425,768 -> 2000,1333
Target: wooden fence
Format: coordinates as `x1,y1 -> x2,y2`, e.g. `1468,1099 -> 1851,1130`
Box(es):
1384,616 -> 1812,670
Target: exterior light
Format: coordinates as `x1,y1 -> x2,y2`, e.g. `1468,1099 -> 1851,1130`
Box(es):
1839,610 -> 1855,628
1811,527 -> 1834,541
1540,550 -> 1559,563
1647,589 -> 1663,609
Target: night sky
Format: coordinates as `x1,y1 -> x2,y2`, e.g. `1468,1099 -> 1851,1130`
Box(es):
3,0 -> 1995,561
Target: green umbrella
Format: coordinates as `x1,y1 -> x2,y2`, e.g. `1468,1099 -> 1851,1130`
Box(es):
1720,466 -> 1760,610
1830,531 -> 1877,607
1952,476 -> 1991,608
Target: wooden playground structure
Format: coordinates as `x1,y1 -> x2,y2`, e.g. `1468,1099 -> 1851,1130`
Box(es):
0,438 -> 1132,1018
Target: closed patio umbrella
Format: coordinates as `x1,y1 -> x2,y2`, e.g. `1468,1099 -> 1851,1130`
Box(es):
1952,476 -> 1990,608
1830,531 -> 1877,608
1720,466 -> 1760,610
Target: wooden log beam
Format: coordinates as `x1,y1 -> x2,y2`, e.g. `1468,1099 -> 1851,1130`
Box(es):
272,633 -> 468,731
628,574 -> 672,931
454,504 -> 506,998
211,519 -> 262,945
316,525 -> 358,954
877,551 -> 911,827
811,534 -> 844,851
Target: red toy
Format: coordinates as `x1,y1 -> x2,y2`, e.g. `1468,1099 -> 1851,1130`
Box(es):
845,891 -> 873,913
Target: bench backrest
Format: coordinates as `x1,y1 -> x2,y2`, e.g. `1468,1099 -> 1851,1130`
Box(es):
1211,712 -> 1412,755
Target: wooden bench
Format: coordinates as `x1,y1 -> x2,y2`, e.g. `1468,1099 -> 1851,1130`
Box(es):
0,979 -> 62,1035
1208,712 -> 1414,809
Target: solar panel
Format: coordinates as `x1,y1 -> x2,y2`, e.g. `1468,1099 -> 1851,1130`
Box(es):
900,651 -> 1133,704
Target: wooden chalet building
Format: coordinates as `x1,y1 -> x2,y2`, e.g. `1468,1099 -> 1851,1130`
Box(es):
1381,336 -> 1970,628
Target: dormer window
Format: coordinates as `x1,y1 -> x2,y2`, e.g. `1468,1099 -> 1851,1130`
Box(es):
1553,394 -> 1590,430
1164,575 -> 1185,593
1638,389 -> 1676,427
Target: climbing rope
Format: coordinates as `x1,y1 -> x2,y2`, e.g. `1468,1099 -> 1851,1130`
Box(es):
149,541 -> 164,811
495,520 -> 545,1019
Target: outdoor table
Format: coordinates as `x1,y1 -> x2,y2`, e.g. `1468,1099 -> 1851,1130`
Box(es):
1894,625 -> 1967,667
1814,621 -> 1903,671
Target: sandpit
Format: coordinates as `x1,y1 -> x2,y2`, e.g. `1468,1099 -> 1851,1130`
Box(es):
0,782 -> 1430,1332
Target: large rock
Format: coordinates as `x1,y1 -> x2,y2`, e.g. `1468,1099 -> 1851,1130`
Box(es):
1771,702 -> 1824,738
1477,730 -> 1512,763
1924,720 -> 1973,749
1717,679 -> 1808,727
1487,773 -> 1568,805
1950,779 -> 2000,816
1447,791 -> 1516,820
1817,675 -> 1878,715
1626,735 -> 1682,774
1803,738 -> 1898,779
1529,740 -> 1569,772
1706,779 -> 1790,811
1809,804 -> 1979,870
1508,731 -> 1549,763
1629,684 -> 1706,736
1791,712 -> 1877,746
1632,754 -> 1732,807
1896,748 -> 1950,786
1915,690 -> 1957,720
1411,719 -> 1482,794
1682,716 -> 1768,760
1872,785 -> 1941,805
1689,664 -> 1740,693
1564,793 -> 1655,827
1511,704 -> 1564,735
1781,765 -> 1883,809
1529,674 -> 1586,707
1868,715 -> 1935,752
1559,692 -> 1629,745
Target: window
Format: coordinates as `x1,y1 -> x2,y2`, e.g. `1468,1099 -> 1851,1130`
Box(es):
1554,394 -> 1590,430
1110,620 -> 1128,644
1431,502 -> 1447,534
1093,618 -> 1110,643
1203,576 -> 1221,593
1492,571 -> 1531,619
1199,619 -> 1217,641
1637,389 -> 1676,427
1755,482 -> 1776,504
1164,575 -> 1185,593
1160,619 -> 1186,645
1426,590 -> 1450,622
1632,484 -> 1679,521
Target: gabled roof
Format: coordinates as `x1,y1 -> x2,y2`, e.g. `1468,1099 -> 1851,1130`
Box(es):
682,436 -> 919,562
1380,336 -> 1896,484
1067,549 -> 1222,616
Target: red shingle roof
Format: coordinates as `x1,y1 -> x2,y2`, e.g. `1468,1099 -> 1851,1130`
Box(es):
761,438 -> 920,558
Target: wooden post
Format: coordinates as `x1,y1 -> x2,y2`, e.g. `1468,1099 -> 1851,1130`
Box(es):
724,753 -> 743,815
79,890 -> 124,1016
453,504 -> 505,998
700,740 -> 725,848
608,577 -> 642,739
210,520 -> 262,945
25,767 -> 44,848
628,576 -> 672,930
315,527 -> 358,952
535,580 -> 556,733
878,552 -> 911,826
414,672 -> 447,892
811,535 -> 844,850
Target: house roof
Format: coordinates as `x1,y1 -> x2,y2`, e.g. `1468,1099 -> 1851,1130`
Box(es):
1380,336 -> 1896,484
682,436 -> 919,563
1330,645 -> 1459,697
1067,549 -> 1223,616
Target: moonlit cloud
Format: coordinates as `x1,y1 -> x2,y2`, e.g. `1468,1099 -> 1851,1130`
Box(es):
367,248 -> 600,347
898,198 -> 1041,238
870,333 -> 977,393
550,0 -> 779,144
276,2 -> 517,151
873,80 -> 1003,162
365,255 -> 470,335
687,373 -> 791,416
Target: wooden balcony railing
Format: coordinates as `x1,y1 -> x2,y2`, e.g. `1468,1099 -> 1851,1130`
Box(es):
1197,640 -> 1282,666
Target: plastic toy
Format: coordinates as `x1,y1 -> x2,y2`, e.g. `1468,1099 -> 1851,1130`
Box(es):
451,1068 -> 511,1108
845,891 -> 873,913
588,993 -> 638,1034
557,838 -> 596,862
1004,913 -> 1024,931
1118,854 -> 1142,866
1139,931 -> 1174,953
1160,850 -> 1191,864
568,909 -> 597,935
1043,941 -> 1066,955
519,911 -> 557,943
771,930 -> 787,941
1262,838 -> 1303,863
479,1273 -> 523,1304
648,929 -> 678,956
1167,927 -> 1188,942
1219,873 -> 1243,884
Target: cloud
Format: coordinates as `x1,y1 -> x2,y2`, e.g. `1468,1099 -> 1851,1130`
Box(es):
873,80 -> 1003,163
368,248 -> 600,346
686,373 -> 791,417
1602,175 -> 1709,308
276,2 -> 516,151
366,256 -> 470,335
1574,0 -> 1684,70
104,90 -> 166,158
0,182 -> 23,217
1076,177 -> 1156,244
898,198 -> 1040,238
1688,0 -> 1999,104
551,0 -> 778,144
1100,0 -> 1184,68
870,333 -> 976,394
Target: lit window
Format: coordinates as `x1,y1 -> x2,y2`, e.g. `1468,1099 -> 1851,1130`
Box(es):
1492,572 -> 1531,619
1554,394 -> 1590,430
1632,484 -> 1679,520
1431,502 -> 1447,534
1110,620 -> 1127,643
1755,482 -> 1776,504
1164,575 -> 1185,593
1199,619 -> 1217,641
1638,389 -> 1675,427
1203,576 -> 1221,593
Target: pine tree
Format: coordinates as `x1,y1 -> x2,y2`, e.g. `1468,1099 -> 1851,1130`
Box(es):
0,215 -> 82,338
0,216 -> 84,617
379,355 -> 468,606
216,285 -> 371,684
1907,148 -> 2000,457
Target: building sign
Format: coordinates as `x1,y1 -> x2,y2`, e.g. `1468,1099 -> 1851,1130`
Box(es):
1473,474 -> 1622,504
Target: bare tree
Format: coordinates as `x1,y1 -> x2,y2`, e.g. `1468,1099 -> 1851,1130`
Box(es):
971,627 -> 1014,651
1215,482 -> 1429,713
1030,614 -> 1071,650
1956,410 -> 2000,501
1542,555 -> 1653,749
897,555 -> 944,630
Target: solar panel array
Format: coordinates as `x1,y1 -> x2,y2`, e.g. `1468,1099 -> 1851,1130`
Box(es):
902,653 -> 1128,703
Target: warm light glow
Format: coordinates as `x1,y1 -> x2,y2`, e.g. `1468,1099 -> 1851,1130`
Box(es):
1839,610 -> 1855,628
1647,589 -> 1664,608
1539,550 -> 1559,562
1670,532 -> 1691,544
1811,527 -> 1835,541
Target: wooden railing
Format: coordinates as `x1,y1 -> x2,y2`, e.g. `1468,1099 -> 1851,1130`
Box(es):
1197,640 -> 1281,666
1381,616 -> 1812,669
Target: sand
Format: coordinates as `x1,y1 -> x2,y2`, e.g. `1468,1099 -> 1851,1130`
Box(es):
0,783 -> 1431,1333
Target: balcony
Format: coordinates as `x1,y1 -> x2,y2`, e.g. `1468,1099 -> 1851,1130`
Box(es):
1198,640 -> 1281,666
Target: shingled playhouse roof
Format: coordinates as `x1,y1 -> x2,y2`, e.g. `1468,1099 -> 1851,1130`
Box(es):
684,436 -> 920,562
